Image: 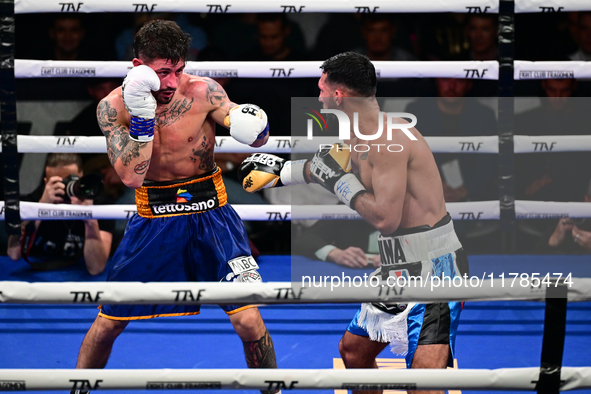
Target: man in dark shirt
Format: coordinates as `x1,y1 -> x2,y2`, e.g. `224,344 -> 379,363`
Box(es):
7,153 -> 114,274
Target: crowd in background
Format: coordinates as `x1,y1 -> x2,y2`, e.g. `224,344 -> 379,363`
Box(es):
1,11 -> 591,263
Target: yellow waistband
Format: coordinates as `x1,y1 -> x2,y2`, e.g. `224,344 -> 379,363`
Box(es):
135,168 -> 227,218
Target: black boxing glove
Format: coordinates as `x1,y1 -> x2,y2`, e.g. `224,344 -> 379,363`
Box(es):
238,153 -> 307,193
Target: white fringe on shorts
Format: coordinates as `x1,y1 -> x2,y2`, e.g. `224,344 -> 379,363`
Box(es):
357,302 -> 416,356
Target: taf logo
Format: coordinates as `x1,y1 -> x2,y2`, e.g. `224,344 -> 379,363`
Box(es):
176,188 -> 192,203
303,107 -> 329,133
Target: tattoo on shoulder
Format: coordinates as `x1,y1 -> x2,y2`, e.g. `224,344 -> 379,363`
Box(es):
156,98 -> 194,128
98,100 -> 149,167
204,77 -> 227,106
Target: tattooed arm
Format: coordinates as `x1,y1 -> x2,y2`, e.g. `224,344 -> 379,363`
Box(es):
204,77 -> 237,126
97,95 -> 153,189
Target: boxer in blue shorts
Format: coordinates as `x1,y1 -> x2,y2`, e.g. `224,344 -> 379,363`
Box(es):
238,52 -> 470,394
73,20 -> 279,394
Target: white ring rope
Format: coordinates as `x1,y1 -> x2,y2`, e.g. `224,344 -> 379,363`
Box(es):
0,201 -> 500,221
2,367 -> 591,391
13,60 -> 591,80
15,0 -> 499,14
13,0 -> 591,14
1,200 -> 590,221
515,61 -> 591,80
14,59 -> 500,80
0,279 -> 589,304
7,135 -> 591,154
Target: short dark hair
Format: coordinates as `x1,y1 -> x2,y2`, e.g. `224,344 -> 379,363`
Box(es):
320,52 -> 377,96
45,153 -> 82,170
133,20 -> 191,64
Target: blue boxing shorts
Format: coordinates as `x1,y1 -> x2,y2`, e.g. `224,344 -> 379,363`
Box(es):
100,167 -> 260,320
346,213 -> 469,368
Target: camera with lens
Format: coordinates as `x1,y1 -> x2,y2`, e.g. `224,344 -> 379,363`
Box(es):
61,173 -> 105,203
570,218 -> 591,232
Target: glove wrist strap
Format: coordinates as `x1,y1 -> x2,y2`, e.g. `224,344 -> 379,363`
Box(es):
279,159 -> 307,186
334,173 -> 366,209
129,116 -> 155,142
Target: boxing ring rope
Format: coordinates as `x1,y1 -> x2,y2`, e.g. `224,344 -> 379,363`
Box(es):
3,135 -> 591,154
0,200 -> 588,221
2,367 -> 591,391
11,0 -> 591,13
0,277 -> 588,303
1,2 -> 590,394
11,59 -> 591,80
14,59 -> 500,80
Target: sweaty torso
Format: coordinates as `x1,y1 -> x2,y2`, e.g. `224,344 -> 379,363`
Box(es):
116,74 -> 221,182
351,116 -> 447,231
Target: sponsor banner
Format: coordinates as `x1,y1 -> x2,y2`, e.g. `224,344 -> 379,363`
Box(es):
514,135 -> 591,153
18,202 -> 137,220
15,0 -> 498,14
515,61 -> 591,79
15,60 -> 499,79
515,201 -> 591,219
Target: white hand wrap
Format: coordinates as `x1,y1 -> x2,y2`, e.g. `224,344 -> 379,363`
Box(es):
227,104 -> 269,145
279,159 -> 308,186
334,173 -> 366,209
122,65 -> 160,142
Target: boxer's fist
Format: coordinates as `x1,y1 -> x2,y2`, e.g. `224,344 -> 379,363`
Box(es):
122,65 -> 160,141
122,65 -> 160,119
309,143 -> 366,209
309,143 -> 352,191
225,104 -> 269,145
238,153 -> 286,193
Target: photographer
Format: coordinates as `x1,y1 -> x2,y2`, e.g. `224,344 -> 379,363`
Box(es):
547,180 -> 591,253
7,154 -> 114,274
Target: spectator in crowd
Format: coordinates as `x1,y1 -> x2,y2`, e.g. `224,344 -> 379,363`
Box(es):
570,12 -> 591,61
65,78 -> 127,204
407,78 -> 497,202
232,14 -> 314,134
406,78 -> 499,252
213,13 -> 307,60
515,78 -> 589,202
293,219 -> 381,268
7,154 -> 114,275
420,14 -> 469,61
354,14 -> 415,61
352,14 -> 417,97
514,78 -> 591,252
546,180 -> 591,253
115,14 -> 207,61
464,14 -> 498,61
241,13 -> 307,61
312,14 -> 363,60
34,14 -> 114,61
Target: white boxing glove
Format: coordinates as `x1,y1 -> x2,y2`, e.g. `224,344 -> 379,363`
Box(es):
122,65 -> 161,141
224,104 -> 269,145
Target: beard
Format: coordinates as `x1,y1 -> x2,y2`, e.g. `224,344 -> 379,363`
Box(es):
155,89 -> 176,104
321,96 -> 338,110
